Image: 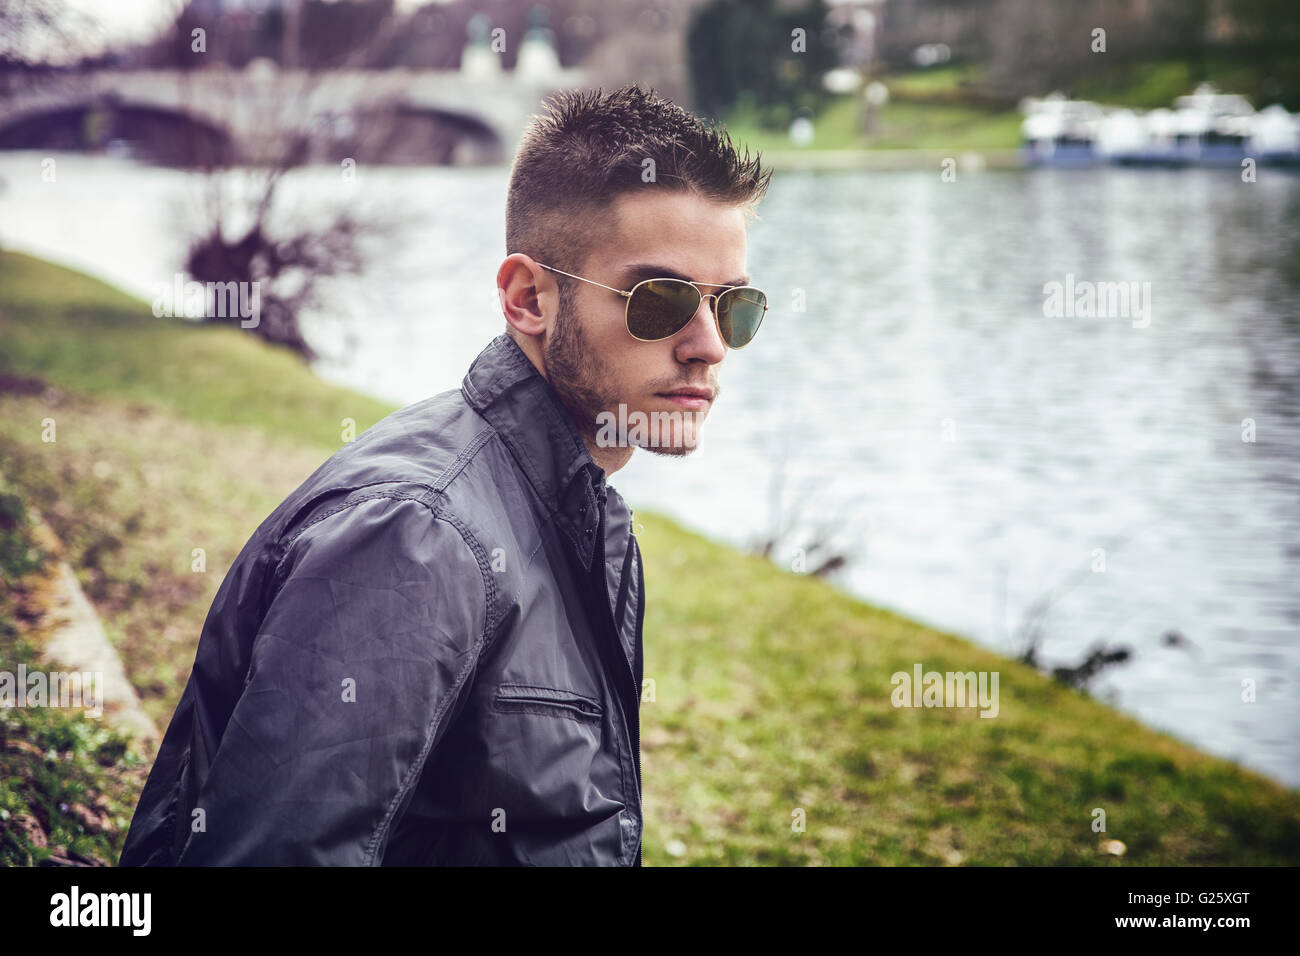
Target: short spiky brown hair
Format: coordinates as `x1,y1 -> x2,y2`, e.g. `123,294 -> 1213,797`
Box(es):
505,84 -> 772,283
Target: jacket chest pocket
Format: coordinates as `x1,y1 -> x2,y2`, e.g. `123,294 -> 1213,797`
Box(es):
478,680 -> 621,821
464,679 -> 628,864
491,683 -> 604,725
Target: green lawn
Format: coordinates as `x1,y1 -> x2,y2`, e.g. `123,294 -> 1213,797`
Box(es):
723,91 -> 1023,154
1070,56 -> 1300,110
2,249 -> 1298,865
722,54 -> 1300,160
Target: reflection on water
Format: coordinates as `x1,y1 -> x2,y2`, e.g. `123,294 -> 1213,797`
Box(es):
2,154 -> 1298,787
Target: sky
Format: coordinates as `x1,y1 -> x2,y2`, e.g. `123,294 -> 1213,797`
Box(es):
61,0 -> 183,47
48,0 -> 439,58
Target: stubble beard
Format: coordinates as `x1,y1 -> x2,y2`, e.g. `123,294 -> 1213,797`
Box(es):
544,290 -> 700,457
544,287 -> 620,448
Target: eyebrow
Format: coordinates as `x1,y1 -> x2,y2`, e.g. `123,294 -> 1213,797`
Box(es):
620,263 -> 751,289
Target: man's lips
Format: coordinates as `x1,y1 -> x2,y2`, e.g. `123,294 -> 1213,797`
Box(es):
655,390 -> 717,400
656,388 -> 713,409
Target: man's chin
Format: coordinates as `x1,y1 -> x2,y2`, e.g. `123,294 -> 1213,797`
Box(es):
594,403 -> 707,454
635,417 -> 704,454
640,439 -> 700,458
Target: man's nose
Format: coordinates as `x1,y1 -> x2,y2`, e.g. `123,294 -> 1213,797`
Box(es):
675,293 -> 727,364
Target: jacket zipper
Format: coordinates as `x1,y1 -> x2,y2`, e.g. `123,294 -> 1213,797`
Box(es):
587,498 -> 642,866
632,534 -> 645,867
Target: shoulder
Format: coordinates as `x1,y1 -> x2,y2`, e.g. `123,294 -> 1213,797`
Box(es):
262,387 -> 501,549
269,487 -> 499,640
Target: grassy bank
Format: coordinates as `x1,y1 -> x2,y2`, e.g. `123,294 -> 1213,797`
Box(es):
724,91 -> 1023,157
726,55 -> 1298,166
2,249 -> 1298,865
0,483 -> 145,865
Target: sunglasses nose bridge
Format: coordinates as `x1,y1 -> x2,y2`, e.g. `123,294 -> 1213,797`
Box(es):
690,290 -> 732,352
682,288 -> 711,323
703,285 -> 740,317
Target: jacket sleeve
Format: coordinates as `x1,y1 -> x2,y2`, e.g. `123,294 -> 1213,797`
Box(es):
176,493 -> 489,865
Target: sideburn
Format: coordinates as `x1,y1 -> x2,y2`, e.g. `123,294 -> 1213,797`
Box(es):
544,285 -> 617,442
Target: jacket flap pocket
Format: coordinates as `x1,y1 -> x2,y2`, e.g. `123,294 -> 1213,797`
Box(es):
492,682 -> 603,722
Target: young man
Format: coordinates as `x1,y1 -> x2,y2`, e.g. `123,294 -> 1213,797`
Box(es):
119,84 -> 771,866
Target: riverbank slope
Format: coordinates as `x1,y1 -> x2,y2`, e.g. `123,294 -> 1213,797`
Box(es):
1,249 -> 1297,865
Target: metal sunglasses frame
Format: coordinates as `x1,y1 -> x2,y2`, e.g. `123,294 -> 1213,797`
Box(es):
537,263 -> 768,349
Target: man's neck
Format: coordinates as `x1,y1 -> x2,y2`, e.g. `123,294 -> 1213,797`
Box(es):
510,329 -> 633,478
582,435 -> 633,480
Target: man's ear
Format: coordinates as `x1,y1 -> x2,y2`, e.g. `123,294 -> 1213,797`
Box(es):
497,254 -> 552,338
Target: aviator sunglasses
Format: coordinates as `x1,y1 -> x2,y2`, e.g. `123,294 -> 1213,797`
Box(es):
538,263 -> 768,349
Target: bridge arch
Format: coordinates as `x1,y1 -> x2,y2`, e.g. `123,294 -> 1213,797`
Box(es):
0,97 -> 235,166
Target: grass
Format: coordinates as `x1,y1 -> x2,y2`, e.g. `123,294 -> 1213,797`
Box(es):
1070,56 -> 1300,111
723,91 -> 1023,155
2,248 -> 1298,866
882,64 -> 985,99
725,53 -> 1300,160
0,483 -> 146,865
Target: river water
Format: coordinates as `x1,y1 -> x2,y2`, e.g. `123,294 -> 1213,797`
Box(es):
2,152 -> 1297,787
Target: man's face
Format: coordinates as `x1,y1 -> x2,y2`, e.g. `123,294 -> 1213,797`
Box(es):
543,189 -> 750,460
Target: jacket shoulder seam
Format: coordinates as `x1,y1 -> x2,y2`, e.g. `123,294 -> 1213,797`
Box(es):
274,426 -> 496,561
360,503 -> 499,865
253,465 -> 500,867
329,492 -> 502,863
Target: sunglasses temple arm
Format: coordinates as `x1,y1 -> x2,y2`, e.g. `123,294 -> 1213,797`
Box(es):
539,264 -> 629,297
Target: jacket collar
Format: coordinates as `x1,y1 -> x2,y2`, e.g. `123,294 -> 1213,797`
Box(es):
460,332 -> 608,571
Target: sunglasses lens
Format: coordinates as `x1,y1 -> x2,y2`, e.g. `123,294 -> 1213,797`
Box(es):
627,279 -> 699,340
717,288 -> 767,348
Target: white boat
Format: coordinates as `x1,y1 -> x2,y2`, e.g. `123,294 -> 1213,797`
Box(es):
1021,84 -> 1300,168
1020,93 -> 1105,166
1116,84 -> 1257,165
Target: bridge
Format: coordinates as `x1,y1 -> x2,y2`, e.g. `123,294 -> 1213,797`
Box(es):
0,64 -> 588,165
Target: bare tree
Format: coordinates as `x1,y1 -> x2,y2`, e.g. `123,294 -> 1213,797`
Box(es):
166,2 -> 414,358
0,0 -> 102,94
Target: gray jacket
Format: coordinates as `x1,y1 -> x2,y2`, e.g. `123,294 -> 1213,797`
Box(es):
119,332 -> 644,865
